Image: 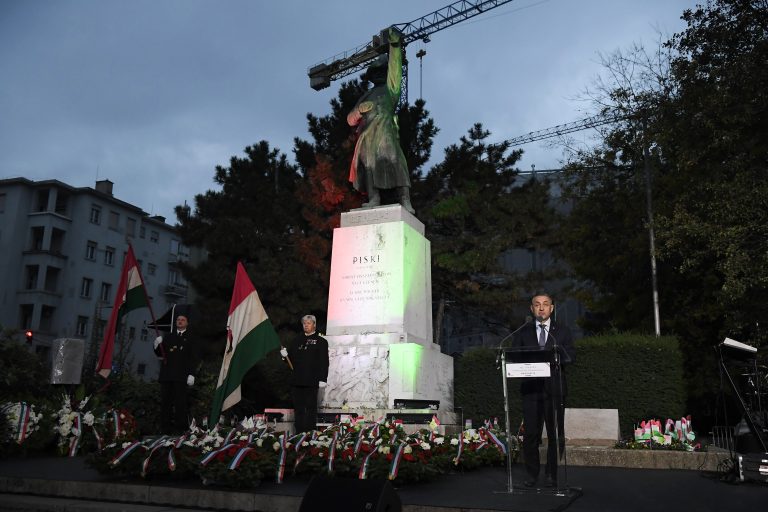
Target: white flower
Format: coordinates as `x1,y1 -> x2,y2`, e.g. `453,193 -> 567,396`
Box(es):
83,412 -> 95,426
434,437 -> 444,445
256,439 -> 264,447
302,441 -> 309,447
375,438 -> 383,446
404,445 -> 413,454
378,445 -> 390,454
273,442 -> 281,451
389,429 -> 395,435
420,442 -> 431,450
450,438 -> 459,446
121,442 -> 132,449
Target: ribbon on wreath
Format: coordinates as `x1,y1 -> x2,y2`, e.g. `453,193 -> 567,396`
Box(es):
388,442 -> 407,480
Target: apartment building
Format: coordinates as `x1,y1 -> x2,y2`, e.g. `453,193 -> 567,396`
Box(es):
0,177 -> 194,380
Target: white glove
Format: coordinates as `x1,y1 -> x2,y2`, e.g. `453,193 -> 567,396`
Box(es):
280,347 -> 288,358
186,375 -> 195,386
154,336 -> 163,349
318,381 -> 327,388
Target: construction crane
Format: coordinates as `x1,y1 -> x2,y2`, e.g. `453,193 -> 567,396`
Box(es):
308,0 -> 516,91
503,112 -> 627,146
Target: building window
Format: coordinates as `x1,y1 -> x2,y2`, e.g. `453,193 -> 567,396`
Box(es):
35,189 -> 50,212
90,205 -> 101,224
147,263 -> 156,276
54,192 -> 69,215
76,316 -> 88,337
30,226 -> 45,251
150,230 -> 159,243
50,228 -> 65,254
100,282 -> 111,302
94,319 -> 105,340
126,217 -> 136,237
40,305 -> 55,332
104,246 -> 115,266
19,304 -> 34,329
44,266 -> 60,292
85,241 -> 97,260
139,226 -> 146,239
137,363 -> 146,376
108,211 -> 120,231
81,277 -> 93,298
140,328 -> 148,341
24,265 -> 39,290
128,326 -> 136,340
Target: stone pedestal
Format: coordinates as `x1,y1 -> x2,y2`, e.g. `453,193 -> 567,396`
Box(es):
321,205 -> 454,412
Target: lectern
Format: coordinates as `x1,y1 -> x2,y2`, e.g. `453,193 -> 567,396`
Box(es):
498,345 -> 572,495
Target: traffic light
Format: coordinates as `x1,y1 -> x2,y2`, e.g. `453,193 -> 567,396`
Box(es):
25,330 -> 33,343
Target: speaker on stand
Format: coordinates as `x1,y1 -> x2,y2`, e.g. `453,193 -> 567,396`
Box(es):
298,475 -> 401,512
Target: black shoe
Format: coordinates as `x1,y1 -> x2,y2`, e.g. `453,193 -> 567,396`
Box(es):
523,478 -> 537,488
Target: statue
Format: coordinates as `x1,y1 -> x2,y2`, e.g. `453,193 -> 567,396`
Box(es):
347,28 -> 415,214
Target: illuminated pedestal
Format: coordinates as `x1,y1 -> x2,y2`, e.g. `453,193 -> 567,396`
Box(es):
321,205 -> 454,414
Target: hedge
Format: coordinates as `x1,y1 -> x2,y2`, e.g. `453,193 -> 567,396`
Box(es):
454,334 -> 687,436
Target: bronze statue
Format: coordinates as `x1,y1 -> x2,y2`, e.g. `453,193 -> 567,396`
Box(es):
347,28 -> 414,214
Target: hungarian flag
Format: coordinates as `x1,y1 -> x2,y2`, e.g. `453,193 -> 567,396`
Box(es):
96,245 -> 151,378
209,262 -> 280,425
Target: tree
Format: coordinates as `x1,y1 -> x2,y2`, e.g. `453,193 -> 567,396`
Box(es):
175,141 -> 309,346
416,123 -> 558,327
555,0 -> 768,426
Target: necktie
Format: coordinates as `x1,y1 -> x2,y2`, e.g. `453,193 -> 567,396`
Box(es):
539,323 -> 547,347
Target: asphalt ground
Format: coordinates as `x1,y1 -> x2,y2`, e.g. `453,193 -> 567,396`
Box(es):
0,455 -> 766,512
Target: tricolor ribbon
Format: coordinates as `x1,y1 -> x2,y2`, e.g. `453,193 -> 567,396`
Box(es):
110,440 -> 144,466
327,431 -> 339,473
68,413 -> 82,457
200,443 -> 237,466
16,402 -> 31,444
354,426 -> 368,456
110,410 -> 121,439
358,447 -> 377,479
229,446 -> 254,470
481,428 -> 507,455
453,432 -> 465,465
388,442 -> 406,480
140,436 -> 169,477
276,436 -> 288,483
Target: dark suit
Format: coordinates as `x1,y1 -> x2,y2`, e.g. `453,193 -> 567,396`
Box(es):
154,330 -> 199,433
287,332 -> 329,433
511,320 -> 575,483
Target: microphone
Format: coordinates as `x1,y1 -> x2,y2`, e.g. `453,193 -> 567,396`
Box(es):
495,316 -> 533,368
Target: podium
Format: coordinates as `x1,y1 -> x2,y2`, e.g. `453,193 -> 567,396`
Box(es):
498,345 -> 574,496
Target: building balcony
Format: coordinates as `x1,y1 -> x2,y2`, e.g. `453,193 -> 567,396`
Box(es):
163,284 -> 188,298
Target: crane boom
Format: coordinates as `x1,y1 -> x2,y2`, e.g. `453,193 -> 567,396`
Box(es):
308,0 -> 516,90
504,112 -> 627,146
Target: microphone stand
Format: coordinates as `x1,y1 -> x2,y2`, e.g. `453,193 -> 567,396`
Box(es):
495,318 -> 531,494
542,323 -> 568,491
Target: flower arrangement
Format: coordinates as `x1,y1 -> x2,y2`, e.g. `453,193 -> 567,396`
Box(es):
616,415 -> 701,451
53,394 -> 100,456
1,402 -> 44,445
86,415 -> 516,487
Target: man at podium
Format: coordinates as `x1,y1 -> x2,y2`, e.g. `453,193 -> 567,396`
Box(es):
512,293 -> 575,488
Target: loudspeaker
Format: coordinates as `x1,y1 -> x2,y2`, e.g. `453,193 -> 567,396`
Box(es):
298,476 -> 401,512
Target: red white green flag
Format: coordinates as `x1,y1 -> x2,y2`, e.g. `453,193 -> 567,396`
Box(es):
96,245 -> 151,378
209,262 -> 280,425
